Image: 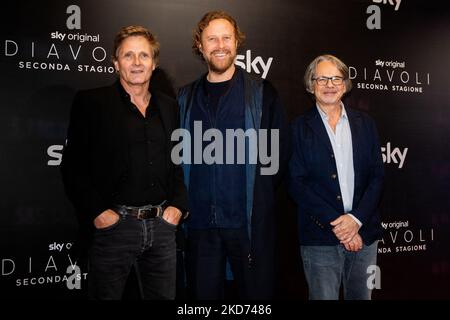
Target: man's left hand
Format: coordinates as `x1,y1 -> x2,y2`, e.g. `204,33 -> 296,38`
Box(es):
343,233 -> 363,252
330,214 -> 360,244
162,206 -> 182,226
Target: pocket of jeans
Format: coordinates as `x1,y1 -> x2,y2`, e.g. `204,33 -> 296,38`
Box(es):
95,217 -> 123,232
157,216 -> 177,228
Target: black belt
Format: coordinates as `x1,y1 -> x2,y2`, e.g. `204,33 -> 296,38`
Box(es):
113,202 -> 166,220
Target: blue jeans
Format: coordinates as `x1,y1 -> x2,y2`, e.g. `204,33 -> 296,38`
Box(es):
88,215 -> 177,300
300,241 -> 378,300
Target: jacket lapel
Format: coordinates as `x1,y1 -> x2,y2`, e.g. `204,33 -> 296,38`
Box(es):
305,107 -> 333,153
347,108 -> 362,189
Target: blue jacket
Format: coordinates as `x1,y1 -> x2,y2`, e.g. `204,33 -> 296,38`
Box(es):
289,106 -> 384,246
177,67 -> 290,296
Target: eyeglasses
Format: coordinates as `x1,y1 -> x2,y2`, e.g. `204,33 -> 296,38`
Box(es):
312,76 -> 345,86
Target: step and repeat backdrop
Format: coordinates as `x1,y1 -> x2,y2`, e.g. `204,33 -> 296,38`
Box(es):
1,0 -> 449,299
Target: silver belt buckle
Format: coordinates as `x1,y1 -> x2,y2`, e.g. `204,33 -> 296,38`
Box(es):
137,207 -> 151,219
136,206 -> 161,219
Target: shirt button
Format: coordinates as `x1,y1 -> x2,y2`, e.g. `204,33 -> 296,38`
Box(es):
337,195 -> 342,201
331,154 -> 334,158
149,161 -> 153,165
331,174 -> 337,179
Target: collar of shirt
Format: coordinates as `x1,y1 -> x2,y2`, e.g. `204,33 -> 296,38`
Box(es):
201,68 -> 237,96
316,102 -> 348,122
116,80 -> 158,116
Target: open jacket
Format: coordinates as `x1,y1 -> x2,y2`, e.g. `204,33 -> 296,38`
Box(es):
289,106 -> 384,246
177,67 -> 290,296
61,82 -> 188,231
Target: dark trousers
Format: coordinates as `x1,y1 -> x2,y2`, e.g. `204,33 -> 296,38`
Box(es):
88,215 -> 177,300
185,227 -> 252,300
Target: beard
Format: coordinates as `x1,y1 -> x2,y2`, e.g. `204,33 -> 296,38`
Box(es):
205,50 -> 236,74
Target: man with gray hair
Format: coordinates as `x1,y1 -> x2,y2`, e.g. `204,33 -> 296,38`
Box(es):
289,54 -> 384,300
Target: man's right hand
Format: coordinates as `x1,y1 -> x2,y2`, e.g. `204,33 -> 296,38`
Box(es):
94,209 -> 120,229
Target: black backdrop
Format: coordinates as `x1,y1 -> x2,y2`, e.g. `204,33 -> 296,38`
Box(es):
1,0 -> 449,299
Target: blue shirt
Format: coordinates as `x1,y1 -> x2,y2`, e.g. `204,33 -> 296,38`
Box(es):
316,104 -> 361,226
187,73 -> 247,229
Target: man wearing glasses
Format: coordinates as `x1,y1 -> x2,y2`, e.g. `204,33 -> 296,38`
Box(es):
288,54 -> 384,300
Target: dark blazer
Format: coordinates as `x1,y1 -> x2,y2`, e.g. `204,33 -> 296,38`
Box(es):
61,82 -> 188,230
289,106 -> 384,246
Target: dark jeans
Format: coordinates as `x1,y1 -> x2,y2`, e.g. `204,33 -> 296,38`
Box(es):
300,241 -> 378,300
88,214 -> 177,300
185,227 -> 252,300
